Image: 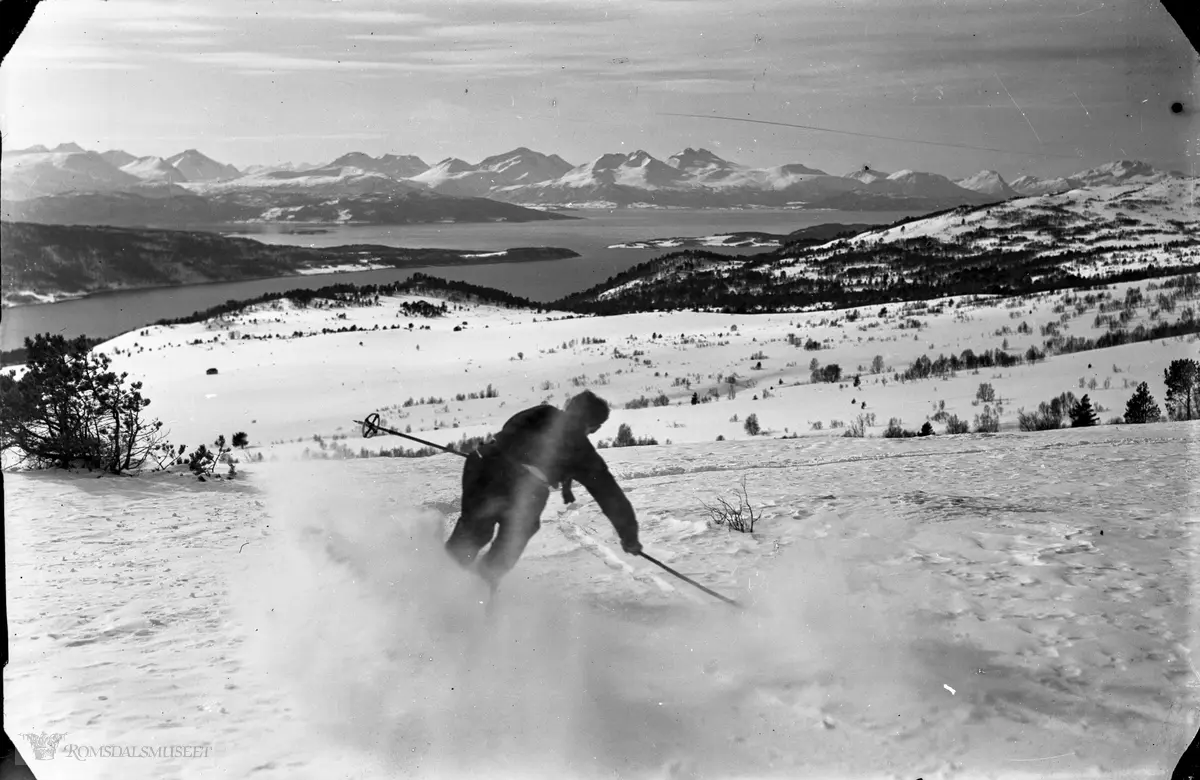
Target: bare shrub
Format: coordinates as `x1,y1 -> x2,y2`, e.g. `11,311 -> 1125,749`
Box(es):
701,475 -> 761,533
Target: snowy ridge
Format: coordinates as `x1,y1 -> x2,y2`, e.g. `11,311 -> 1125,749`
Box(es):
185,166 -> 423,196
409,148 -> 573,197
119,156 -> 188,183
777,178 -> 1200,281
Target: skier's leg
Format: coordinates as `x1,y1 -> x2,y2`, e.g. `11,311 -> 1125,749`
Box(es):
477,482 -> 549,588
444,510 -> 498,569
445,451 -> 503,569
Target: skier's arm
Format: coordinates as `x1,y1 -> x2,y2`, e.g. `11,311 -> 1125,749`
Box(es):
572,449 -> 640,552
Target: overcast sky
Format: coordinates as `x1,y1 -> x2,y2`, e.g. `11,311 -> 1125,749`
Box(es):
0,0 -> 1195,179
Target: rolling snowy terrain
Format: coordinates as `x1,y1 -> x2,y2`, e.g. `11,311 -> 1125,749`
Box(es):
5,255 -> 1199,778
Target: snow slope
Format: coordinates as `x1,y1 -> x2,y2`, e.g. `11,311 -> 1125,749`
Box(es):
4,256 -> 1200,778
6,426 -> 1196,779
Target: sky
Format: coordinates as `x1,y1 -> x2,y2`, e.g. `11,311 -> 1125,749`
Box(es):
0,0 -> 1196,180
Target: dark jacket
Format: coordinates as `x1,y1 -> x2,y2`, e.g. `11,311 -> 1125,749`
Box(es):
484,404 -> 638,545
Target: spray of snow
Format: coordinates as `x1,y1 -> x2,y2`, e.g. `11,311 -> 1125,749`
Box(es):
230,462 -> 924,779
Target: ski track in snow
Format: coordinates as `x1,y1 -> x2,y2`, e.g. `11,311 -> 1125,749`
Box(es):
6,425 -> 1198,779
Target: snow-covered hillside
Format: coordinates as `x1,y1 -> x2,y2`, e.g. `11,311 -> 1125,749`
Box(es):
5,417 -> 1196,779
779,178 -> 1200,282
4,251 -> 1200,777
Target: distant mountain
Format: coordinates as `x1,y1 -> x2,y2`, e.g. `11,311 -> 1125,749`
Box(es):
326,152 -> 429,180
876,170 -> 980,199
667,148 -> 745,182
165,149 -> 240,182
240,161 -> 318,175
100,150 -> 139,168
120,156 -> 188,183
491,150 -> 711,206
1067,159 -> 1181,188
844,167 -> 890,184
184,165 -> 424,198
1008,175 -> 1073,196
408,148 -> 573,197
6,144 -> 50,156
408,158 -> 477,192
475,147 -> 574,186
1009,161 -> 1181,196
0,150 -> 142,200
955,170 -> 1018,199
490,149 -> 996,209
51,142 -> 86,154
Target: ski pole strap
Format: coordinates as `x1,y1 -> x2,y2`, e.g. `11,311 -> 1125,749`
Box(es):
637,551 -> 742,609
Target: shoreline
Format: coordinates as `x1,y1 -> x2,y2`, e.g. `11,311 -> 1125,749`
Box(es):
1,243 -> 582,311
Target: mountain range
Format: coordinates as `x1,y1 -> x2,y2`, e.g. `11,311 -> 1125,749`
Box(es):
1,142 -> 1187,230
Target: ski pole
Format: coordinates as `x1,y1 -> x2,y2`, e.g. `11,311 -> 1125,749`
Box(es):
354,413 -> 469,458
637,551 -> 742,609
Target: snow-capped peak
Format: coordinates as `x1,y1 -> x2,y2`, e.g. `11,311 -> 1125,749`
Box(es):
844,166 -> 890,184
955,170 -> 1017,198
120,156 -> 188,183
667,148 -> 739,173
165,149 -> 240,182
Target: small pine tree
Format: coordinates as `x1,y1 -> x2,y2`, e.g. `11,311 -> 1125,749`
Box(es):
1069,394 -> 1099,427
919,421 -> 934,436
1123,381 -> 1161,424
1163,358 -> 1200,421
743,413 -> 761,436
614,423 -> 635,447
232,431 -> 249,449
691,391 -> 699,406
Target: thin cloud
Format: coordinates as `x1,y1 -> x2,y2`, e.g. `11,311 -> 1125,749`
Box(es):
115,19 -> 227,34
175,51 -> 413,72
282,9 -> 432,25
344,34 -> 427,43
4,39 -> 139,70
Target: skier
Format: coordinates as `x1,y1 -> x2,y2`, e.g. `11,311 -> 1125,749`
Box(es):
445,390 -> 642,592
